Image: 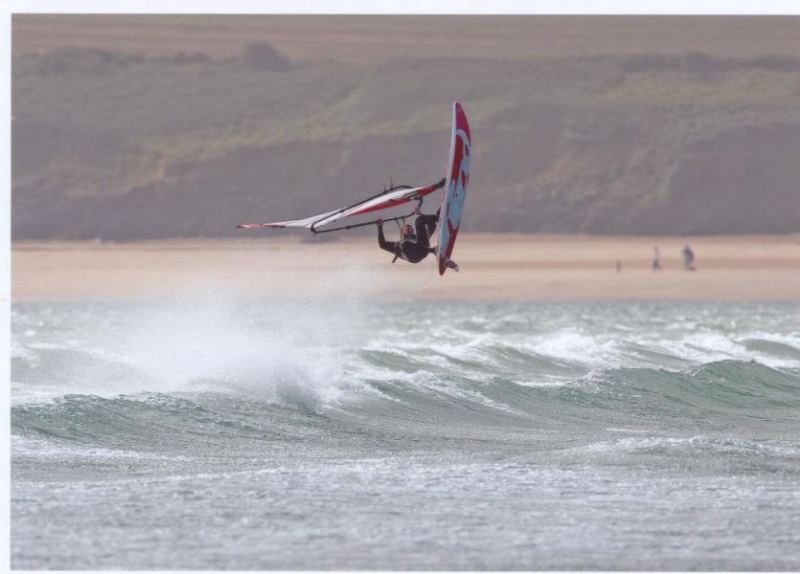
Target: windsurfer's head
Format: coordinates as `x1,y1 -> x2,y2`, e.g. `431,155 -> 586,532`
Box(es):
401,224 -> 415,239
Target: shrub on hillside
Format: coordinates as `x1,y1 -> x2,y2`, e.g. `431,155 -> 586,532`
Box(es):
241,42 -> 292,71
33,48 -> 144,75
171,52 -> 211,64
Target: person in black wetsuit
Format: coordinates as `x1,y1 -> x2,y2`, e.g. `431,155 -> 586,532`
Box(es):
682,244 -> 696,271
377,203 -> 446,264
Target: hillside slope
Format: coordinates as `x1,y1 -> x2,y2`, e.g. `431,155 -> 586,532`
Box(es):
12,40 -> 800,239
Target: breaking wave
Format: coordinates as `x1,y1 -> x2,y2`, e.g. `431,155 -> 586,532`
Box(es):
12,300 -> 800,455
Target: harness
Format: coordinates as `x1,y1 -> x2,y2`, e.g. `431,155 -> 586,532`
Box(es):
391,217 -> 415,263
392,236 -> 418,263
389,199 -> 426,263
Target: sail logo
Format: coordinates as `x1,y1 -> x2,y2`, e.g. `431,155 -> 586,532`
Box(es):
447,128 -> 471,227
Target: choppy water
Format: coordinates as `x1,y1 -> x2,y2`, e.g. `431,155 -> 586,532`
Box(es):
11,297 -> 800,569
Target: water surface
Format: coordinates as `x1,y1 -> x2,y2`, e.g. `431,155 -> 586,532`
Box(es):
11,299 -> 800,569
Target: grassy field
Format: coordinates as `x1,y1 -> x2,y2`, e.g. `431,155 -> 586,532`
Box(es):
14,15 -> 800,62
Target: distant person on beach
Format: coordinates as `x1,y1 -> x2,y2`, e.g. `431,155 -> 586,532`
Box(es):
682,244 -> 696,271
616,260 -> 622,273
652,247 -> 662,271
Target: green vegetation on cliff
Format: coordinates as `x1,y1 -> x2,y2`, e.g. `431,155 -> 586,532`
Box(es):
12,44 -> 800,239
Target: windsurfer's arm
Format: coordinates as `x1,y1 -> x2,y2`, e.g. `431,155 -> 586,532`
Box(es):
377,220 -> 397,254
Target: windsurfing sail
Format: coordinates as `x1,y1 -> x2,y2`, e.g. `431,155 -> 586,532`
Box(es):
237,179 -> 445,233
437,101 -> 472,275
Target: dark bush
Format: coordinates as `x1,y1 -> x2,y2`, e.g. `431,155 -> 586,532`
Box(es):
171,52 -> 211,64
748,55 -> 800,72
241,42 -> 292,71
34,48 -> 144,75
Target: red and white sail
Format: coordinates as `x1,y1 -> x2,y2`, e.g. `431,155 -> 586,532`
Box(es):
237,180 -> 444,231
437,101 -> 472,275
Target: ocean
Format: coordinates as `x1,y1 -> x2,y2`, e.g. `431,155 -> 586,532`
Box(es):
10,297 -> 800,569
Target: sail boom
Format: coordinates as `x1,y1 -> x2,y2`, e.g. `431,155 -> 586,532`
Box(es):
237,178 -> 445,232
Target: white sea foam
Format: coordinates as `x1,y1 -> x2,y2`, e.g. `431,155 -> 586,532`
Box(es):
560,435 -> 800,458
512,378 -> 571,389
11,435 -> 184,461
10,339 -> 37,361
528,329 -> 621,368
12,300 -> 800,411
10,274 -> 392,408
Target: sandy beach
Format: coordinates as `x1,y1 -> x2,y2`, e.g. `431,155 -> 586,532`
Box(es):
11,234 -> 800,302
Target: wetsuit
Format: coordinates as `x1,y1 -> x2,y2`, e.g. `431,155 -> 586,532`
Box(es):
378,213 -> 438,264
682,246 -> 696,270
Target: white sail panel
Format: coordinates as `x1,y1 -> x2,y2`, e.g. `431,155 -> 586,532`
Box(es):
237,180 -> 443,232
236,207 -> 341,229
312,184 -> 440,228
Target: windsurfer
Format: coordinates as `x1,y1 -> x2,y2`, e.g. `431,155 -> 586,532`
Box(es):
377,204 -> 458,271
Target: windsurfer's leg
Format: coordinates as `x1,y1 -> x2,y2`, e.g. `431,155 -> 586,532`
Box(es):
415,214 -> 438,248
426,216 -> 437,238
